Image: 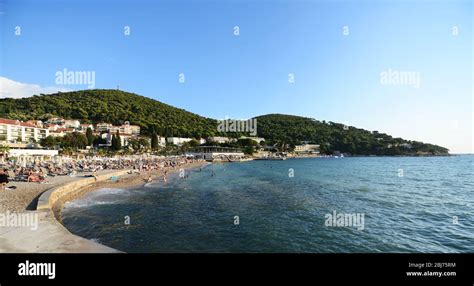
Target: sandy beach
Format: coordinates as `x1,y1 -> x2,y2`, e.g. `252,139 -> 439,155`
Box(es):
0,158 -> 207,253
0,160 -> 206,214
0,171 -> 101,213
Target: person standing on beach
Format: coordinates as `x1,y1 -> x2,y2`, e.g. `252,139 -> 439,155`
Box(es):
0,169 -> 9,191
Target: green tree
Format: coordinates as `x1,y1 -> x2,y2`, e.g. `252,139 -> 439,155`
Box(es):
151,133 -> 159,150
86,127 -> 94,146
111,131 -> 122,151
61,132 -> 88,149
40,136 -> 58,149
139,137 -> 150,150
189,139 -> 199,147
0,144 -> 10,161
180,142 -> 191,153
243,146 -> 254,155
128,137 -> 150,153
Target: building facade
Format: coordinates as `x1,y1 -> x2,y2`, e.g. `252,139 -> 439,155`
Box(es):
166,137 -> 193,146
0,118 -> 49,143
294,144 -> 320,154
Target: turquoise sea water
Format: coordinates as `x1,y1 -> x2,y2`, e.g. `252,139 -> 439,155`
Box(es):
62,156 -> 474,253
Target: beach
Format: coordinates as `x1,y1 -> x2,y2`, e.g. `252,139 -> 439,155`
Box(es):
0,159 -> 206,214
0,154 -> 207,213
0,157 -> 206,253
0,171 -> 100,213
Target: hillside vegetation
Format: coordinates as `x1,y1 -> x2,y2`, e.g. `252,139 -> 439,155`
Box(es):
0,90 -> 449,155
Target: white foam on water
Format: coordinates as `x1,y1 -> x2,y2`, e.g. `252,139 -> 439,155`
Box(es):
90,238 -> 102,244
64,188 -> 128,209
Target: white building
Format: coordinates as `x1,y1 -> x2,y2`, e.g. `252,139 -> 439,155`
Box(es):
96,122 -> 140,136
47,124 -> 62,131
64,119 -> 80,128
190,146 -> 245,161
166,137 -> 193,146
78,124 -> 94,132
46,117 -> 66,125
25,120 -> 44,128
158,136 -> 166,147
48,128 -> 74,138
102,132 -> 132,147
0,118 -> 49,143
96,123 -> 113,133
401,143 -> 412,149
121,122 -> 140,135
207,136 -> 231,144
8,149 -> 58,159
294,144 -> 320,154
239,136 -> 265,144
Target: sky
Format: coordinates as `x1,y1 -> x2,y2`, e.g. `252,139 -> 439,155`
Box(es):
0,0 -> 472,153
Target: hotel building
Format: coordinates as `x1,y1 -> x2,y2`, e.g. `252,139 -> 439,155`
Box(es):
96,121 -> 140,135
0,118 -> 49,143
294,144 -> 320,154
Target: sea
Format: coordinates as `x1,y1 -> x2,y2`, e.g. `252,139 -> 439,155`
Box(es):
61,155 -> 474,253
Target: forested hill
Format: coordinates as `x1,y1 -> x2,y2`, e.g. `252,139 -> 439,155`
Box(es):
0,89 -> 218,138
0,90 -> 449,155
255,114 -> 449,155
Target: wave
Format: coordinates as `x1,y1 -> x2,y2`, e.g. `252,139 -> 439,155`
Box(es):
64,188 -> 128,209
64,199 -> 119,208
90,238 -> 102,244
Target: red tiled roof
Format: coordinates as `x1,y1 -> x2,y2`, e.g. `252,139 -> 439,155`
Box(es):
106,132 -> 133,136
20,122 -> 36,128
0,118 -> 20,125
0,118 -> 39,128
56,128 -> 74,132
25,120 -> 41,124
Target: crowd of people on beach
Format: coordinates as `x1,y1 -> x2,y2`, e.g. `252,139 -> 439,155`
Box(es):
0,155 -> 203,189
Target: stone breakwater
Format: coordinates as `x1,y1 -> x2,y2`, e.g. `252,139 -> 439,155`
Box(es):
37,170 -> 130,222
0,170 -> 128,253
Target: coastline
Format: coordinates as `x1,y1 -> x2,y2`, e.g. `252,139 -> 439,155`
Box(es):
55,160 -> 207,223
0,170 -> 115,214
0,160 -> 206,253
0,169 -> 128,253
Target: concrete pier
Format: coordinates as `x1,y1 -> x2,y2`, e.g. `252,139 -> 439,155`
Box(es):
0,170 -> 129,253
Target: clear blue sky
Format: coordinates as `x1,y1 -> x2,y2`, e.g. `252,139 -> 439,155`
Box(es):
0,0 -> 472,153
